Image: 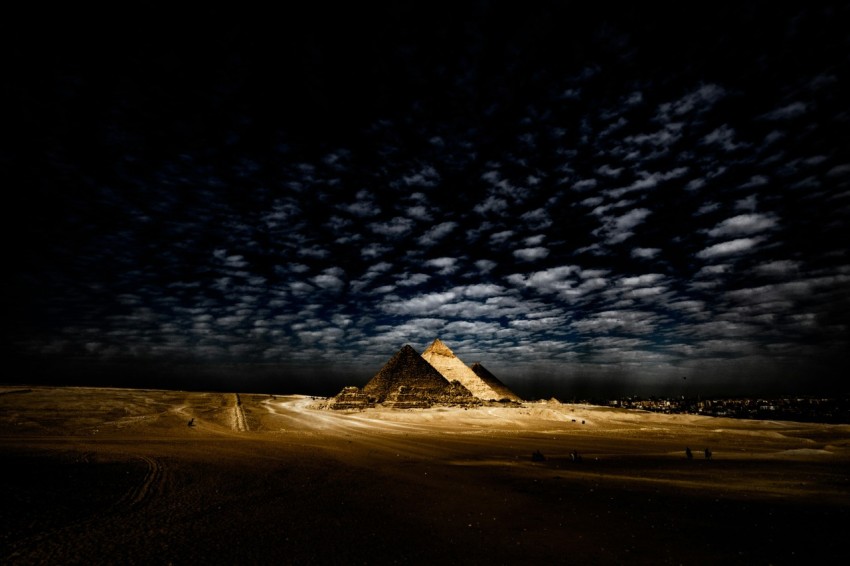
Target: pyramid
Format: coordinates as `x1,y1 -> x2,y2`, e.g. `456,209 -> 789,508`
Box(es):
470,362 -> 522,402
326,386 -> 373,410
421,339 -> 519,401
363,344 -> 452,400
330,344 -> 476,409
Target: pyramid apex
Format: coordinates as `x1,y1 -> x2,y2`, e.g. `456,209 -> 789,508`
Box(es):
423,338 -> 455,357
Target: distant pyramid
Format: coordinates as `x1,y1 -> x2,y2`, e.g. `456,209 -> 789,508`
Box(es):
470,362 -> 522,402
421,338 -> 521,401
329,344 -> 476,409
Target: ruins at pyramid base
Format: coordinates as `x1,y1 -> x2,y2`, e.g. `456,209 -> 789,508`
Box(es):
327,344 -> 479,410
421,339 -> 522,402
327,340 -> 522,410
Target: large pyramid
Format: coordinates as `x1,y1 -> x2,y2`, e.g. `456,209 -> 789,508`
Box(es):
421,339 -> 521,402
329,344 -> 476,409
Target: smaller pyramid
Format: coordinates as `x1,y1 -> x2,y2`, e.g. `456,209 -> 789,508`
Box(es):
470,362 -> 522,402
422,339 -> 510,401
327,386 -> 373,410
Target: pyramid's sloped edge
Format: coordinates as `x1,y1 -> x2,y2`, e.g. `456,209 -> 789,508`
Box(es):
470,362 -> 523,402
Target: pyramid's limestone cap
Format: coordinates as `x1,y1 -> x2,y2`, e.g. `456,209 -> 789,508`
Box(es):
423,338 -> 455,357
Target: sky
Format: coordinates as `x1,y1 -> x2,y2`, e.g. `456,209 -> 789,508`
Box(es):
6,3 -> 850,398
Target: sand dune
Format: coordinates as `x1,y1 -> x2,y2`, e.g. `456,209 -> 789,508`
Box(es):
2,386 -> 849,564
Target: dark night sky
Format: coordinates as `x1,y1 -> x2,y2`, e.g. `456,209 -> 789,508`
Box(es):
5,3 -> 850,398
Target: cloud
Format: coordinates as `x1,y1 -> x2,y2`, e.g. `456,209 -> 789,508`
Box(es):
223,254 -> 248,268
289,281 -> 316,296
735,195 -> 758,212
366,262 -> 393,275
341,190 -> 381,217
417,221 -> 458,246
380,291 -> 531,319
685,178 -> 706,192
789,176 -> 819,191
509,316 -> 567,332
369,217 -> 415,237
605,168 -> 689,198
760,101 -> 808,120
474,196 -> 510,215
520,208 -> 552,230
573,178 -> 598,191
706,213 -> 778,238
570,310 -> 659,335
370,318 -> 449,347
622,286 -> 667,299
695,201 -> 720,215
580,196 -> 604,208
361,243 -> 391,259
631,247 -> 661,259
620,274 -> 665,287
696,237 -> 762,259
513,247 -> 549,262
311,267 -> 346,291
453,283 -> 506,298
740,175 -> 769,189
506,265 -> 609,302
694,264 -> 731,278
425,257 -> 459,275
753,259 -> 801,277
490,230 -> 514,244
475,259 -> 497,273
624,123 -> 683,148
444,320 -> 507,337
396,273 -> 430,287
826,163 -> 850,178
262,199 -> 303,228
298,245 -> 329,259
702,125 -> 740,151
594,208 -> 652,245
667,300 -> 706,314
402,165 -> 441,187
407,205 -> 432,221
656,83 -> 726,119
596,164 -> 623,178
723,274 -> 850,305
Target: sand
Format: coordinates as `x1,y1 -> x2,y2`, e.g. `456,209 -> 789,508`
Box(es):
1,386 -> 849,564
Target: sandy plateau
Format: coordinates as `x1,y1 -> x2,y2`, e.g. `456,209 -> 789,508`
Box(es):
1,386 -> 849,564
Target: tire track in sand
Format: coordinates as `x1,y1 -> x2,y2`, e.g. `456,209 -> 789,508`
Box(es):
3,454 -> 167,563
118,455 -> 166,508
232,393 -> 249,432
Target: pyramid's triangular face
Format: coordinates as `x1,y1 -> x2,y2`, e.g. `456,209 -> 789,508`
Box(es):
421,338 -> 513,401
470,362 -> 522,402
362,344 -> 455,402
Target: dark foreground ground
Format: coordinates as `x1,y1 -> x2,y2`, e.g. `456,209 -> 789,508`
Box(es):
2,387 -> 849,564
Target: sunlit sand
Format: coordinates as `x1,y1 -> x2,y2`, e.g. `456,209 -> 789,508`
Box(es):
2,386 -> 849,564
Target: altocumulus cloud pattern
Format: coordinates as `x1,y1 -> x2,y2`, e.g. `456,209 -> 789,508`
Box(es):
7,3 -> 850,397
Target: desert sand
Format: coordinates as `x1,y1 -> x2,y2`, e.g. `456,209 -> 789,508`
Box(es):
1,386 -> 849,564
